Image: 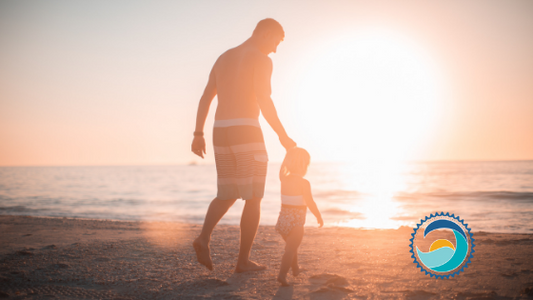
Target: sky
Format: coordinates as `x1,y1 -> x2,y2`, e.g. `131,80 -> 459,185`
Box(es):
1,0 -> 532,166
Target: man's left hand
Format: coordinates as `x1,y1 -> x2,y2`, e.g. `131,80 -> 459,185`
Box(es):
280,136 -> 296,150
191,136 -> 206,158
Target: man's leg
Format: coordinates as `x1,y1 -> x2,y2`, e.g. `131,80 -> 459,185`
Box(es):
193,197 -> 237,270
235,197 -> 267,273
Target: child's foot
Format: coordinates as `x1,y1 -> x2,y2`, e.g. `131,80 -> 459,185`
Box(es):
291,264 -> 300,276
235,260 -> 267,273
277,275 -> 291,286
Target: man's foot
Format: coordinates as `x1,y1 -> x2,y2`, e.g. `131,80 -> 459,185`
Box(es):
234,260 -> 267,273
192,238 -> 213,270
277,275 -> 291,286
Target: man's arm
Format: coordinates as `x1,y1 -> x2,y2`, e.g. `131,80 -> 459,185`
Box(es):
191,68 -> 217,158
254,56 -> 296,150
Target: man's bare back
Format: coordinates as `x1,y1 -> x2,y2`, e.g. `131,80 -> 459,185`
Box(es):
192,24 -> 291,157
213,45 -> 269,120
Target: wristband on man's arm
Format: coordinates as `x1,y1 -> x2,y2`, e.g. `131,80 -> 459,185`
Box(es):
194,131 -> 204,137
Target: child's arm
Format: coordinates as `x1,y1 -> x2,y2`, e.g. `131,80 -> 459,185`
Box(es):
302,179 -> 324,228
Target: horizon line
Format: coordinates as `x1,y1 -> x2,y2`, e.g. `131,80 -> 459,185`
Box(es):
1,159 -> 533,168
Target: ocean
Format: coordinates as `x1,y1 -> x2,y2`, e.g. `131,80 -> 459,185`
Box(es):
1,161 -> 532,233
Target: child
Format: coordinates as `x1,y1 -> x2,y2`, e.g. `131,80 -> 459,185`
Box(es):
275,147 -> 323,286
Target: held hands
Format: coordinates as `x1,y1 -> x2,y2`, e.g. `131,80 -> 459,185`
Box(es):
191,136 -> 206,159
279,135 -> 296,150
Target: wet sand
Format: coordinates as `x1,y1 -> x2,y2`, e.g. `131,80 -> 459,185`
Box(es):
1,215 -> 532,299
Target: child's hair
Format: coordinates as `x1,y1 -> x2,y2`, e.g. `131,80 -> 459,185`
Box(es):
279,147 -> 311,180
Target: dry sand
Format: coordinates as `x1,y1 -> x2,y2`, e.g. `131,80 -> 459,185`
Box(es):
1,215 -> 532,299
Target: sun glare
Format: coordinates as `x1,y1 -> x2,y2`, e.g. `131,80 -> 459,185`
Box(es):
333,161 -> 411,229
292,28 -> 446,164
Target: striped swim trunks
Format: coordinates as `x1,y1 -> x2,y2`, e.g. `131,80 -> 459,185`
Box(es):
213,118 -> 268,200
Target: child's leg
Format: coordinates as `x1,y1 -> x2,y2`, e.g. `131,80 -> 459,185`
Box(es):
291,252 -> 300,276
277,226 -> 304,286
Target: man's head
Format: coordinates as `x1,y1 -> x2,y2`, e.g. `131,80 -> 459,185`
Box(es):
252,18 -> 284,54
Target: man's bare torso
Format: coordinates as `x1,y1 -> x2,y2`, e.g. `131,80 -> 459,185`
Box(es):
213,44 -> 269,120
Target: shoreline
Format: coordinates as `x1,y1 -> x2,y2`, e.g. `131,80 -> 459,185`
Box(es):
1,215 -> 532,299
3,214 -> 531,235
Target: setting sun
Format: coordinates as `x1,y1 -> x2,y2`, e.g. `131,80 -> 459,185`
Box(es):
291,28 -> 447,163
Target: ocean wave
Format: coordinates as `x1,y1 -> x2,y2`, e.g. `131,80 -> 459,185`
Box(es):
0,205 -> 49,213
314,190 -> 363,200
322,208 -> 364,218
310,189 -> 533,202
395,191 -> 533,202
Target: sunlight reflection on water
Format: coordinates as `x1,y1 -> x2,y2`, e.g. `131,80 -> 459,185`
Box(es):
1,161 -> 532,233
322,161 -> 410,229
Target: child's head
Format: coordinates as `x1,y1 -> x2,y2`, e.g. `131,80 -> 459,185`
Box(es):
280,147 -> 311,179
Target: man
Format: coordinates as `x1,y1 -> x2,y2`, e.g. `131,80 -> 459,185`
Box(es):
191,18 -> 296,272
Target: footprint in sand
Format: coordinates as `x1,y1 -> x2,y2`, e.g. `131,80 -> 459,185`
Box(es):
194,278 -> 229,288
308,273 -> 354,296
309,273 -> 349,286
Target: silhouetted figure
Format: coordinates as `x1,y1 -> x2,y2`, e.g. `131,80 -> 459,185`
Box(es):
275,147 -> 323,285
191,18 -> 296,272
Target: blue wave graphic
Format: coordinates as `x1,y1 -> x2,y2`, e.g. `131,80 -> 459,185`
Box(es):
416,246 -> 455,268
431,230 -> 468,272
424,219 -> 467,239
417,220 -> 470,273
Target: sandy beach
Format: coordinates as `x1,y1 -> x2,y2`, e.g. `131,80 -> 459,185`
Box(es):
0,215 -> 532,299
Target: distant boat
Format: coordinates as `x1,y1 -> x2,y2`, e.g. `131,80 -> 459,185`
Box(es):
188,161 -> 198,166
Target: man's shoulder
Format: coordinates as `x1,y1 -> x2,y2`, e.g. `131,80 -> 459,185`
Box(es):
249,48 -> 271,63
213,45 -> 271,75
224,45 -> 271,64
215,48 -> 234,63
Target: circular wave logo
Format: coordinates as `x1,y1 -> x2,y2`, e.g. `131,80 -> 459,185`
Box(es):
409,212 -> 475,279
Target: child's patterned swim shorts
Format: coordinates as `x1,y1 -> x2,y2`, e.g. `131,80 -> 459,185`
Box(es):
275,205 -> 306,238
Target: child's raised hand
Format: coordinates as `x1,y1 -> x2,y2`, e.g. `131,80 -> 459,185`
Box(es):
317,216 -> 324,228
